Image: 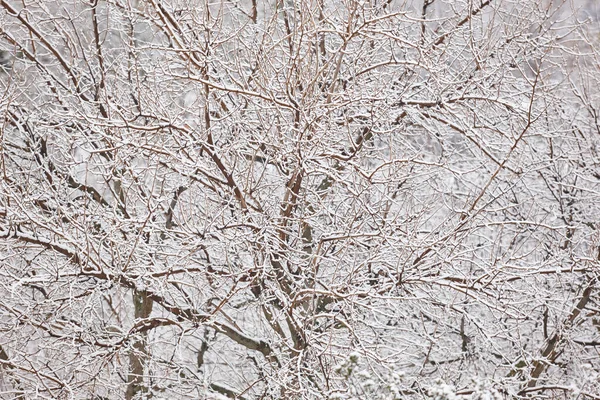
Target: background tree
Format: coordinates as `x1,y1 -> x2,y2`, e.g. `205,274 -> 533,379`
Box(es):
1,0 -> 600,398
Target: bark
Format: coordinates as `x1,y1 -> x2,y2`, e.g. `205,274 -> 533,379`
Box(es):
126,290 -> 154,400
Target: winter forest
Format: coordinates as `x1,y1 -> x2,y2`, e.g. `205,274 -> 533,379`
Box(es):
1,0 -> 600,398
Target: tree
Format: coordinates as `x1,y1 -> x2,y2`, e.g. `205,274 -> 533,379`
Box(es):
1,0 -> 600,398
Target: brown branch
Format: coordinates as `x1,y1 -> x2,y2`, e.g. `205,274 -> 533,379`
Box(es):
212,320 -> 279,365
521,278 -> 595,391
0,0 -> 109,119
433,0 -> 492,47
209,382 -> 249,400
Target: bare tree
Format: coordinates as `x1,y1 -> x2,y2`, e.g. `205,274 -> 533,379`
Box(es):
1,0 -> 600,398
